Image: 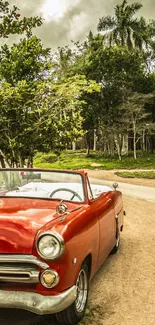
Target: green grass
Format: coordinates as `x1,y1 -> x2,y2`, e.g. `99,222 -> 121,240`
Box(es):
34,150 -> 155,170
115,171 -> 155,179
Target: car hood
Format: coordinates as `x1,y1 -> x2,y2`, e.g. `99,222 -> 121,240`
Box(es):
0,197 -> 79,254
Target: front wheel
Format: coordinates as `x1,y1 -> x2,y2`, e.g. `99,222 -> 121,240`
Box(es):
56,262 -> 89,325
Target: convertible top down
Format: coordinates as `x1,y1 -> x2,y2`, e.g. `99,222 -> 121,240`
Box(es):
0,168 -> 124,324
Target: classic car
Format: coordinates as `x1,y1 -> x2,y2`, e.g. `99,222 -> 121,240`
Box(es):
0,168 -> 124,325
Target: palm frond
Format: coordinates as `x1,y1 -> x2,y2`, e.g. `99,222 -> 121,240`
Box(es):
122,0 -> 128,10
97,16 -> 116,31
97,0 -> 154,51
127,2 -> 143,17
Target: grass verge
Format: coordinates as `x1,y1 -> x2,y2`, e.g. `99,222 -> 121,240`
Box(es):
115,171 -> 155,179
34,150 -> 155,170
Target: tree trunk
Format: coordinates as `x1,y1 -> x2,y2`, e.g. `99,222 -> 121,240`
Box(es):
142,130 -> 145,152
109,140 -> 115,157
19,155 -> 25,167
72,142 -> 76,150
86,132 -> 91,155
0,151 -> 9,187
27,156 -> 33,168
104,142 -> 107,152
93,129 -> 97,151
107,142 -> 111,156
150,136 -> 154,154
146,135 -> 150,153
114,135 -> 121,160
86,146 -> 90,155
121,133 -> 128,155
133,122 -> 137,160
0,149 -> 11,167
0,154 -> 6,168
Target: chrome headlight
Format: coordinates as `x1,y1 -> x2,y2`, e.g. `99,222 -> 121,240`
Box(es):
37,232 -> 65,260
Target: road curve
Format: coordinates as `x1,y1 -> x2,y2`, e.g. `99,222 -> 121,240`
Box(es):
90,177 -> 155,202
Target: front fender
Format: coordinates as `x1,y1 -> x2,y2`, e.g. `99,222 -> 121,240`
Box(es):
33,205 -> 100,293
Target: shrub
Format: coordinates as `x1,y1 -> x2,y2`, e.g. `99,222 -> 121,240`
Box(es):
34,152 -> 57,164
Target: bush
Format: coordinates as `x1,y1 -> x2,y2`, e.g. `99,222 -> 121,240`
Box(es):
34,152 -> 57,164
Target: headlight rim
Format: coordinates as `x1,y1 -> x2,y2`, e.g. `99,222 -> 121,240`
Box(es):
36,231 -> 65,260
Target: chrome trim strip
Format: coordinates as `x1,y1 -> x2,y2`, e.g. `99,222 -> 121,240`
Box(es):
0,286 -> 77,315
0,267 -> 39,284
0,255 -> 48,269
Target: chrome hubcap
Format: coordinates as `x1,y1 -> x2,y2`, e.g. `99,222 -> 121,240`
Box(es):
75,268 -> 88,314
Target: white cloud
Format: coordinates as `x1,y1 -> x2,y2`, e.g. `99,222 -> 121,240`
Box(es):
39,0 -> 81,21
5,0 -> 155,49
40,0 -> 67,20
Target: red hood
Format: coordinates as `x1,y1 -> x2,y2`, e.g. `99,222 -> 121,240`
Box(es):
0,197 -> 78,254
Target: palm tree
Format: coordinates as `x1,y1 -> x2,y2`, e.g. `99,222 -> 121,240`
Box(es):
97,0 -> 154,50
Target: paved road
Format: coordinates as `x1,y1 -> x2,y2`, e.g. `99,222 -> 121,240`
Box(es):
90,177 -> 155,202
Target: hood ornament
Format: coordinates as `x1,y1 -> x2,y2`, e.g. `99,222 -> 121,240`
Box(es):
56,200 -> 68,215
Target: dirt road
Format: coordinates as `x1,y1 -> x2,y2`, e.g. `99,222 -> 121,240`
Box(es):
0,173 -> 155,325
86,196 -> 155,325
87,169 -> 155,187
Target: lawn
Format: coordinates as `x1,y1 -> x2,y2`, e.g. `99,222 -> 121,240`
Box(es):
34,150 -> 155,170
115,171 -> 155,179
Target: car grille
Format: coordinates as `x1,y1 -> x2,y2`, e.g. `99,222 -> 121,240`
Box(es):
0,255 -> 48,284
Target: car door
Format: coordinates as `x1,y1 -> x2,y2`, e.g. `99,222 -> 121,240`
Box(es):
86,178 -> 115,267
95,193 -> 116,266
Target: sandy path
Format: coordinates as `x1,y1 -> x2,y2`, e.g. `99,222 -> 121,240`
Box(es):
84,196 -> 155,325
87,169 -> 155,187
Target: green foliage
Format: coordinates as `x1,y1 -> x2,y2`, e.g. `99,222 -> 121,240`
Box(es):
34,74 -> 101,151
34,152 -> 58,164
115,171 -> 155,179
1,0 -> 155,167
97,0 -> 155,51
34,150 -> 155,170
0,35 -> 52,166
0,36 -> 51,84
0,0 -> 42,39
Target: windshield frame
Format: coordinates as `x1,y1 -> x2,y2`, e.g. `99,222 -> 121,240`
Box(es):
0,168 -> 86,203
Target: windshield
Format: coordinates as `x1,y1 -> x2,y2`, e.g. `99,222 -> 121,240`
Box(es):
0,169 -> 85,202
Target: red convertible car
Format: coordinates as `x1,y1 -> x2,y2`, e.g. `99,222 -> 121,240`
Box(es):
0,168 -> 124,325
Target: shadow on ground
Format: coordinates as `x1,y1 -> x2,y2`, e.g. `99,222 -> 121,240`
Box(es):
0,310 -> 61,325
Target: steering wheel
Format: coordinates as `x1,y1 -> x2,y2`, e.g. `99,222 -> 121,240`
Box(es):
49,188 -> 82,201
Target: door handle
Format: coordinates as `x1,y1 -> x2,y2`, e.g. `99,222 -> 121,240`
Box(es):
106,198 -> 112,203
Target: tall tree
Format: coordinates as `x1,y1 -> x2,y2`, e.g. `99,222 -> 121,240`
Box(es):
35,75 -> 101,153
97,0 -> 155,50
0,0 -> 45,167
72,33 -> 147,154
117,92 -> 154,159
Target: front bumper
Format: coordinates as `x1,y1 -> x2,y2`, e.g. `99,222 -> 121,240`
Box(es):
0,286 -> 77,315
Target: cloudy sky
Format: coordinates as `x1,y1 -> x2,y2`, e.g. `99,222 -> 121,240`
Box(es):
9,0 -> 155,49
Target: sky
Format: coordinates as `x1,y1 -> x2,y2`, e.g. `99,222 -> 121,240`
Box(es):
9,0 -> 155,50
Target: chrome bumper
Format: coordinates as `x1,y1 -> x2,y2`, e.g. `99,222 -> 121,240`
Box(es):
0,254 -> 48,284
0,286 -> 77,315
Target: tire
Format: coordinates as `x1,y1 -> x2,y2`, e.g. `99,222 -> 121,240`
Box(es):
56,262 -> 89,325
111,217 -> 120,254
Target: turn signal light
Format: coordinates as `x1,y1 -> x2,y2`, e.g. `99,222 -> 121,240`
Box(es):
40,269 -> 59,288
